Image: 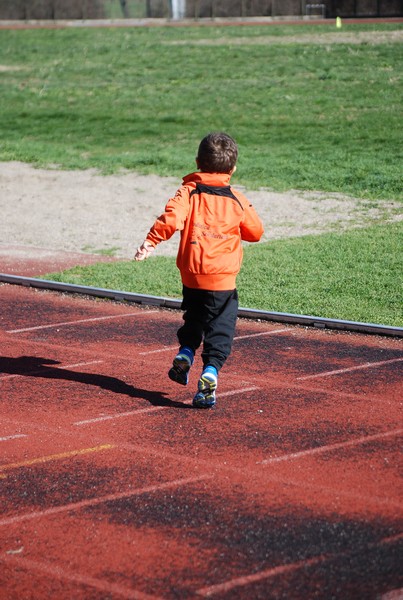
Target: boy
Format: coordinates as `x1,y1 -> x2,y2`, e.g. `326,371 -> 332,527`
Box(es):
135,132 -> 264,408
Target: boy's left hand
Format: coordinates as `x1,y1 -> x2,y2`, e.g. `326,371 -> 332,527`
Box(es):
134,240 -> 155,261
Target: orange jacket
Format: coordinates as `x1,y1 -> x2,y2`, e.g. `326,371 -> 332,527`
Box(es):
145,171 -> 264,291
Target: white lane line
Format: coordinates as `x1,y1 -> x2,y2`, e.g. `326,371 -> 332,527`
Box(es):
294,383 -> 397,404
260,428 -> 403,465
265,472 -> 403,511
0,434 -> 27,442
139,345 -> 177,356
74,406 -> 166,425
139,329 -> 289,355
196,533 -> 403,597
196,555 -> 324,596
0,475 -> 211,527
0,360 -> 103,381
219,386 -> 260,397
74,386 -> 260,425
0,554 -> 164,600
6,311 -> 158,334
381,589 -> 403,600
234,328 -> 289,340
297,357 -> 403,381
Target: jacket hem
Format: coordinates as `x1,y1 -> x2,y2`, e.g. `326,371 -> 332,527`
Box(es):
181,272 -> 237,291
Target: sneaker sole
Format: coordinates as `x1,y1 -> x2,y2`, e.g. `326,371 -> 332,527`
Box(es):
168,357 -> 191,386
198,374 -> 217,392
192,373 -> 217,408
192,393 -> 216,408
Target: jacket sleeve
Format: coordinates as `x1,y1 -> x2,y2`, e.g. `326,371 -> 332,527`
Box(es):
145,186 -> 190,247
237,193 -> 264,242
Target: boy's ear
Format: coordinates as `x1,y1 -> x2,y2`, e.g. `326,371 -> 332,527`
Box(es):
230,165 -> 237,175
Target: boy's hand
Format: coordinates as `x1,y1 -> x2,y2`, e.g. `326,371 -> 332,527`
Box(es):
134,240 -> 155,261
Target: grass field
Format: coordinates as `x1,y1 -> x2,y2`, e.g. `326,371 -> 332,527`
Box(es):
1,22 -> 402,198
47,222 -> 403,327
1,22 -> 402,325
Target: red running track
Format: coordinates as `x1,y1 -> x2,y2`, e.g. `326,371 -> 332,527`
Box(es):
1,268 -> 402,599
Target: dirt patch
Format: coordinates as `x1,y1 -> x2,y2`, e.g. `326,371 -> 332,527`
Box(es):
0,161 -> 400,259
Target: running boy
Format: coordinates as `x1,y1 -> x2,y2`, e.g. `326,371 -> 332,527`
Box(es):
134,132 -> 264,408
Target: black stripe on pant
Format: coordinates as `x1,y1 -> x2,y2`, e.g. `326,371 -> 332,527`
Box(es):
177,285 -> 239,372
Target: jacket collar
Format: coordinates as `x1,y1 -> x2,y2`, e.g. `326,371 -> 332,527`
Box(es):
182,171 -> 232,187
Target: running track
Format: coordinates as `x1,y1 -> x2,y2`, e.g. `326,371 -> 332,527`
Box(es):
0,248 -> 402,599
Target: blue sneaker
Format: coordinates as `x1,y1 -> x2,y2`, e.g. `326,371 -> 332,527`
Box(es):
193,368 -> 217,408
168,348 -> 193,386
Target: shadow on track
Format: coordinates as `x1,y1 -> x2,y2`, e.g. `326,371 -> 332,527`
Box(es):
0,356 -> 191,409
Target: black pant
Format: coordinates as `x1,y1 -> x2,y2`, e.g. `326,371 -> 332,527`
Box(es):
177,286 -> 239,372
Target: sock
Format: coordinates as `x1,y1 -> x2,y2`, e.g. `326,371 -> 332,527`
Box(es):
178,346 -> 194,365
203,365 -> 218,379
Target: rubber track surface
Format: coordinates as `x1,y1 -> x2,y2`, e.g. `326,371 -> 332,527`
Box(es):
1,280 -> 402,599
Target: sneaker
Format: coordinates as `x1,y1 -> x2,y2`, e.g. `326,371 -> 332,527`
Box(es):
192,370 -> 217,408
168,352 -> 192,386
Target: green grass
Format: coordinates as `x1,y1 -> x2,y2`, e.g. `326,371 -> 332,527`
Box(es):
46,222 -> 403,327
0,23 -> 402,199
1,22 -> 402,326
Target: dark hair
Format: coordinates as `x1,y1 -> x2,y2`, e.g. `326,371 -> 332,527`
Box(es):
197,132 -> 238,173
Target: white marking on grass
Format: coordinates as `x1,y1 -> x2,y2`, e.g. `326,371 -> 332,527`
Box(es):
297,357 -> 403,380
7,311 -> 158,334
260,428 -> 403,464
